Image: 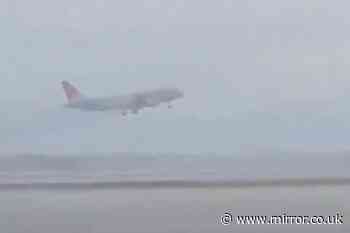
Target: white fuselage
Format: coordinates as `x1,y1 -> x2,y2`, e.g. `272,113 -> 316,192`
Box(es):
65,88 -> 184,114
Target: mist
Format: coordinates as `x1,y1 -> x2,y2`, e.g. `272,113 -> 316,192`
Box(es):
1,0 -> 350,154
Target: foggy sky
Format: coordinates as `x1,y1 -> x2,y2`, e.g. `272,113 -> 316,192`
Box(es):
1,0 -> 350,154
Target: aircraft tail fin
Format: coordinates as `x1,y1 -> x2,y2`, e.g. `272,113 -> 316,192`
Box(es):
61,81 -> 84,103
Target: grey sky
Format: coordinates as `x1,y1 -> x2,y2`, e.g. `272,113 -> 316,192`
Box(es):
1,0 -> 350,154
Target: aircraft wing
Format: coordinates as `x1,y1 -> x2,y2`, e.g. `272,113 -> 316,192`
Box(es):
131,93 -> 162,110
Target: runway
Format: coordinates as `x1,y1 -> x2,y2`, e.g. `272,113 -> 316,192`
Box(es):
0,183 -> 348,233
0,154 -> 348,232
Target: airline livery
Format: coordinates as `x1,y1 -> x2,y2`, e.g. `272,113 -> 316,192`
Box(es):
61,81 -> 184,115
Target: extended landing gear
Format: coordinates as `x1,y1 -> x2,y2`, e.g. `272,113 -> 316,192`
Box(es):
121,112 -> 127,116
167,105 -> 172,109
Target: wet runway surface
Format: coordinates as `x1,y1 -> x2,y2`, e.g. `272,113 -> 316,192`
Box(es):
0,154 -> 348,232
0,184 -> 349,233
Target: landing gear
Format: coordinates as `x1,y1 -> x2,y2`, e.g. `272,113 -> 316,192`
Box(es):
121,112 -> 127,116
131,109 -> 139,114
168,105 -> 172,109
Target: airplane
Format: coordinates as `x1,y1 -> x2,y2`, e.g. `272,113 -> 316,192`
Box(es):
61,81 -> 184,115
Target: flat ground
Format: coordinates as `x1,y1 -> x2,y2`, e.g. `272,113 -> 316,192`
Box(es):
0,184 -> 348,233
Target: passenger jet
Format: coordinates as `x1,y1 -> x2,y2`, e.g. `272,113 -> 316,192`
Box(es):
61,81 -> 184,115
